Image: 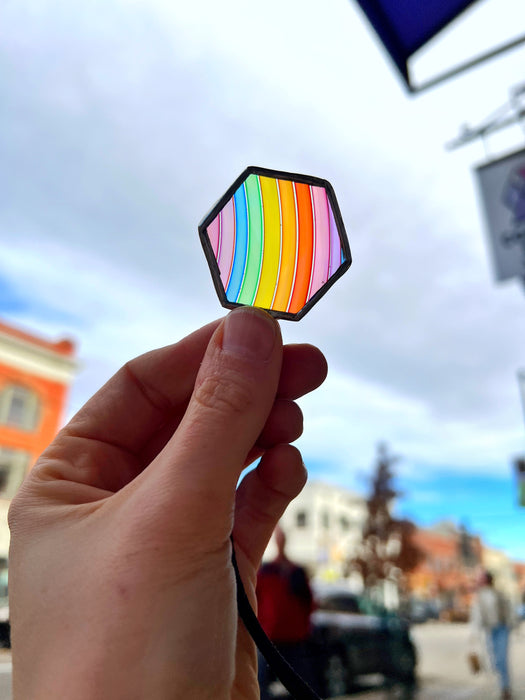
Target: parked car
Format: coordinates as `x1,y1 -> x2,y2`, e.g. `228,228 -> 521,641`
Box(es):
309,584 -> 417,698
405,597 -> 441,624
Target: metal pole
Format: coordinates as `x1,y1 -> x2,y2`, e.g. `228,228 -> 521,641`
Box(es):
445,109 -> 525,151
518,370 -> 525,426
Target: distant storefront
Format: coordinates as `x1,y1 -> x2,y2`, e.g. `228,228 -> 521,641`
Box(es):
407,523 -> 483,617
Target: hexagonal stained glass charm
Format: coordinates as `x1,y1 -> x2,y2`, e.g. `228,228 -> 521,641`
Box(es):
198,166 -> 351,321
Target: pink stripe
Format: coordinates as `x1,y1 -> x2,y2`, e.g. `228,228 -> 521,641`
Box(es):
217,198 -> 236,288
207,214 -> 220,257
328,203 -> 341,275
309,186 -> 331,299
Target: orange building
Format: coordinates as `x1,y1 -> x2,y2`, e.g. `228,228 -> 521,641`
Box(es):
406,523 -> 482,618
0,319 -> 77,561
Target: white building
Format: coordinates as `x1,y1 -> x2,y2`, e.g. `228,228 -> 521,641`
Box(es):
264,480 -> 367,582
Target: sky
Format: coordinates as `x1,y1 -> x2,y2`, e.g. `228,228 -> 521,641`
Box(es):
1,0 -> 525,559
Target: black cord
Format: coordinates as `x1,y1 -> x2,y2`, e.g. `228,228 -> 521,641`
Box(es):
230,538 -> 322,700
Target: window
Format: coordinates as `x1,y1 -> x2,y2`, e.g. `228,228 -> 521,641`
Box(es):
296,510 -> 308,528
0,385 -> 40,431
0,447 -> 30,499
321,510 -> 330,529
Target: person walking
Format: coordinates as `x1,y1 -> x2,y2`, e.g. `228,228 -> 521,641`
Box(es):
469,570 -> 515,700
256,525 -> 316,699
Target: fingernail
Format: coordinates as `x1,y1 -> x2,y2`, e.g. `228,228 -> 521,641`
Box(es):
222,308 -> 277,362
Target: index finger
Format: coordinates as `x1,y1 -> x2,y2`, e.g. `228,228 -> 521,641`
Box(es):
278,344 -> 327,398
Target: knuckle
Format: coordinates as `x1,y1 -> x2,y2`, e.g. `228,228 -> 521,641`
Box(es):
7,480 -> 36,536
7,493 -> 22,532
193,368 -> 255,416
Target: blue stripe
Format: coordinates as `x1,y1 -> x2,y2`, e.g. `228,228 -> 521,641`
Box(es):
226,184 -> 248,301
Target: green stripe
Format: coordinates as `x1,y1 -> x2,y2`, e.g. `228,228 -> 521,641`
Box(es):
238,174 -> 263,304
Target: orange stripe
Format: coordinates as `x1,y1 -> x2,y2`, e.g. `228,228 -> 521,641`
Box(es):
272,179 -> 296,312
288,183 -> 313,313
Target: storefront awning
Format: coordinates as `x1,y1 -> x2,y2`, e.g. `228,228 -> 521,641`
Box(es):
354,0 -> 525,93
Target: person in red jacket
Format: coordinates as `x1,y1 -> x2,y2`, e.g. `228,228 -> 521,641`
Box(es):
256,525 -> 315,699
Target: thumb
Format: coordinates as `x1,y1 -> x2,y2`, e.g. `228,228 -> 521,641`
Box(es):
142,307 -> 283,533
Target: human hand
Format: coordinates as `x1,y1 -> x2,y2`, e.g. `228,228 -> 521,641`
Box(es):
8,307 -> 327,700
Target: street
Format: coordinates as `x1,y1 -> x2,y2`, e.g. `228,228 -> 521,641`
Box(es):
0,623 -> 523,699
343,621 -> 525,699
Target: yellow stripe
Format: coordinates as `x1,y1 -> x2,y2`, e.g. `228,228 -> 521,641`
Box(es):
273,179 -> 296,312
254,176 -> 281,308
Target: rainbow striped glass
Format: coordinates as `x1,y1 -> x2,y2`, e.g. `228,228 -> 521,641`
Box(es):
199,167 -> 351,320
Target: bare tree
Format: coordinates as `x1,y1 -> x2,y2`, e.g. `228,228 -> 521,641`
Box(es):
348,443 -> 423,591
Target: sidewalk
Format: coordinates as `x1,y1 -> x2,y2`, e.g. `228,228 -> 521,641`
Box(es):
418,624 -> 525,700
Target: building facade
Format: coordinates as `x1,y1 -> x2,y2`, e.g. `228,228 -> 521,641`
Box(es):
482,546 -> 521,602
265,480 -> 367,581
0,320 -> 77,563
514,561 -> 525,600
406,523 -> 482,616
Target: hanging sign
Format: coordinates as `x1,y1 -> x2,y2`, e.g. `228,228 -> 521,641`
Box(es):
475,148 -> 525,282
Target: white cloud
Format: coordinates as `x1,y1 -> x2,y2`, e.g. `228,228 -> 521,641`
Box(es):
296,365 -> 524,485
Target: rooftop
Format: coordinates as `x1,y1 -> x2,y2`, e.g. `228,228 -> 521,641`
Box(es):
0,319 -> 75,357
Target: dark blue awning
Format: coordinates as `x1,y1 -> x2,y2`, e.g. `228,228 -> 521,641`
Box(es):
354,0 -> 525,93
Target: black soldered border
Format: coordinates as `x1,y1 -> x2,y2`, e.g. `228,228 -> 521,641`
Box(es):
198,166 -> 351,321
